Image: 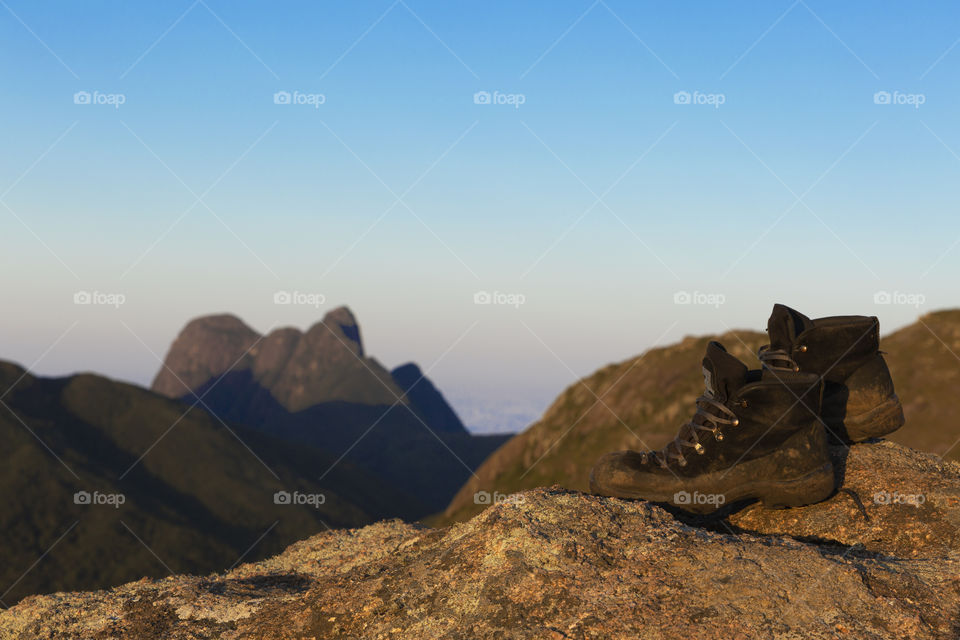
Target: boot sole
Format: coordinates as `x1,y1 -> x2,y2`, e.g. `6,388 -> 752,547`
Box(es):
592,459 -> 835,515
824,394 -> 905,443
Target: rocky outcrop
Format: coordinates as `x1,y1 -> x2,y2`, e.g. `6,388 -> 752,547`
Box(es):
391,363 -> 466,434
151,308 -> 471,436
151,307 -> 401,411
727,441 -> 960,558
4,442 -> 958,639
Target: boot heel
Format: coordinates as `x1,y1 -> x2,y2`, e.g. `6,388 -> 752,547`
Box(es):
758,462 -> 835,510
823,353 -> 904,442
830,394 -> 905,442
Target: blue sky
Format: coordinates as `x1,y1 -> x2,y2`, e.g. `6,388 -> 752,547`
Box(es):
2,1 -> 959,432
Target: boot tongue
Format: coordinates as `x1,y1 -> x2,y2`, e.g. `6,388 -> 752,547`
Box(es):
766,304 -> 814,351
701,341 -> 748,402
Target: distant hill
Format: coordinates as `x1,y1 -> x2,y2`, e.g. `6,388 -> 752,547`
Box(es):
0,361 -> 415,605
440,310 -> 960,524
151,308 -> 509,518
880,309 -> 960,457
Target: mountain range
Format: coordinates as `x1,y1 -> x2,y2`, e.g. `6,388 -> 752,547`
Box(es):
0,307 -> 506,604
6,305 -> 958,606
150,307 -> 508,514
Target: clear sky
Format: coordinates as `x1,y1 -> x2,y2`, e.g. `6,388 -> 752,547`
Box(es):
2,1 -> 959,433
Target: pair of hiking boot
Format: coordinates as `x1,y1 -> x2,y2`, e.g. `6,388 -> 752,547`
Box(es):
589,304 -> 905,514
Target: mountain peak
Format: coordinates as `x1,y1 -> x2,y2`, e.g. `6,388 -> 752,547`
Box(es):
182,313 -> 255,333
151,314 -> 261,398
151,309 -> 464,422
307,305 -> 362,357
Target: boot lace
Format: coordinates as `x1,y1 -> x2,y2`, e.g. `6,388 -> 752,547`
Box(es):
643,395 -> 740,468
758,344 -> 799,372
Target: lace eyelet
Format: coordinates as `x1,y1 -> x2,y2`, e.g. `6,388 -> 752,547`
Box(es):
793,366 -> 800,372
677,457 -> 687,467
732,418 -> 739,427
798,345 -> 808,353
715,431 -> 724,441
694,443 -> 705,454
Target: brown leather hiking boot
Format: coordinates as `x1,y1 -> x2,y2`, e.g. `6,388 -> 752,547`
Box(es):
759,304 -> 905,443
589,341 -> 834,515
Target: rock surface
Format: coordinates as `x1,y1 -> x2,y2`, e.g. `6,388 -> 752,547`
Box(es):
4,443 -> 959,640
728,441 -> 960,558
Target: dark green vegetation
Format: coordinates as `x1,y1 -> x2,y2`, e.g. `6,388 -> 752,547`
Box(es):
0,361 -> 415,605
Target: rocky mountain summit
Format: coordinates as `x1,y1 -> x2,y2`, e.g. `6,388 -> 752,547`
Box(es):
151,307 -> 401,411
4,441 -> 958,639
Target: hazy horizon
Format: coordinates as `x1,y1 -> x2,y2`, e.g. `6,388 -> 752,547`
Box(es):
0,304 -> 938,435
